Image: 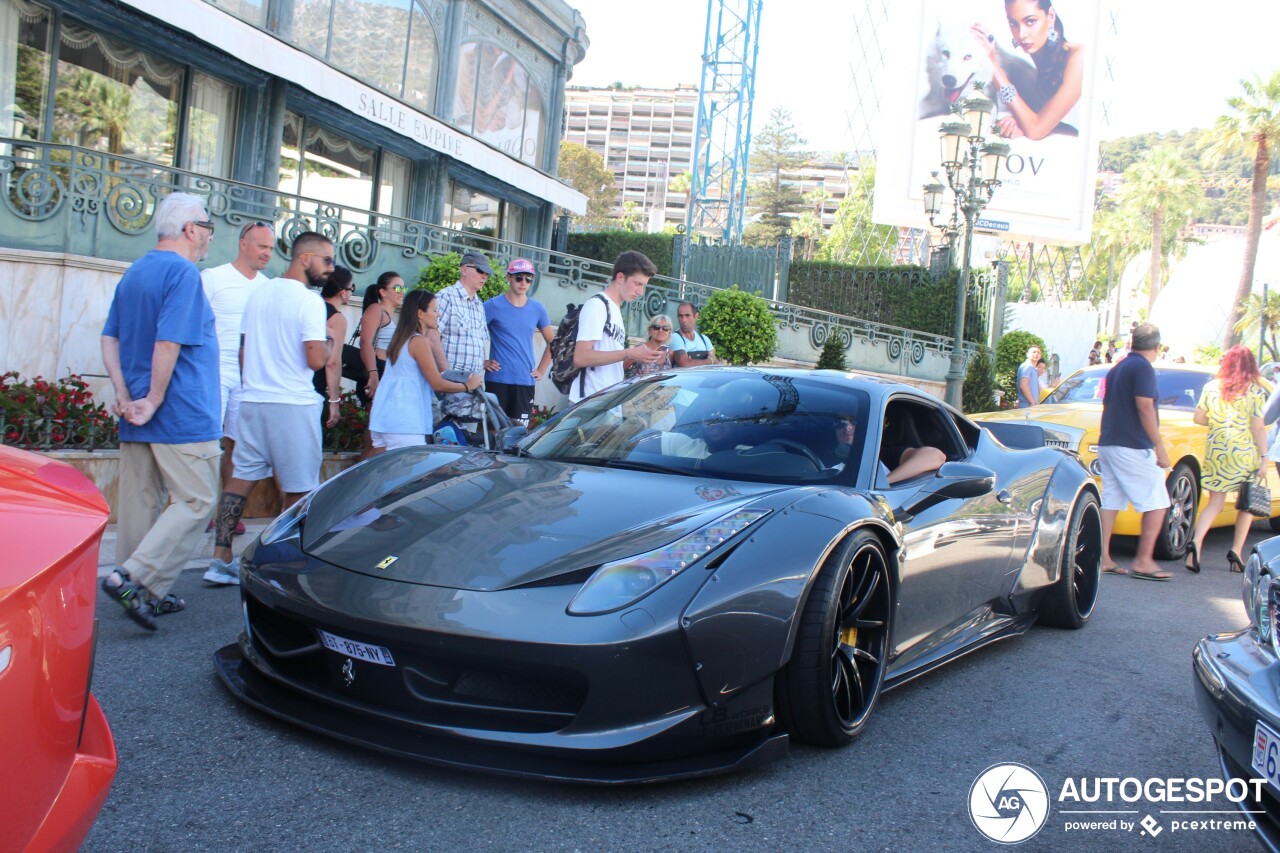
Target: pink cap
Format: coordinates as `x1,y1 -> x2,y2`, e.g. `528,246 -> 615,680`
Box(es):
507,258 -> 536,275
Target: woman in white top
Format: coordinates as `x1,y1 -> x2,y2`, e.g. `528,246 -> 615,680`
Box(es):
368,289 -> 482,454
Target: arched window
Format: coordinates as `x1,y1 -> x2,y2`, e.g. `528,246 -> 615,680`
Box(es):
289,0 -> 438,111
451,40 -> 544,167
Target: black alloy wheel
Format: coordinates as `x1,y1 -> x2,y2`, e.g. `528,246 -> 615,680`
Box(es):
1154,462 -> 1197,560
1040,491 -> 1102,629
777,530 -> 892,747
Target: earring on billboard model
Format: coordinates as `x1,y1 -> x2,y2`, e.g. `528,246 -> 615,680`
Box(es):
1012,37 -> 1019,49
1047,29 -> 1060,44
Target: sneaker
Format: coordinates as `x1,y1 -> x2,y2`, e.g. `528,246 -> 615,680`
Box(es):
206,519 -> 247,535
204,558 -> 241,586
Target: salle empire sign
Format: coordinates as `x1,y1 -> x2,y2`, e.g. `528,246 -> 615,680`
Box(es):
357,93 -> 463,157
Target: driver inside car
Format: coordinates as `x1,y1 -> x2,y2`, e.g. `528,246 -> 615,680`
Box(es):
825,418 -> 946,484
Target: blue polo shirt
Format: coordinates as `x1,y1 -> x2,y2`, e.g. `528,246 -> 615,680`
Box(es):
484,294 -> 551,386
102,250 -> 220,444
1099,352 -> 1159,449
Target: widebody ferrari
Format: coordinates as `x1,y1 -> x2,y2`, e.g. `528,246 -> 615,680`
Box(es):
215,368 -> 1101,783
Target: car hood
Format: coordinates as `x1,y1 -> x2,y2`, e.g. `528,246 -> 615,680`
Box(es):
299,447 -> 790,591
976,402 -> 1194,428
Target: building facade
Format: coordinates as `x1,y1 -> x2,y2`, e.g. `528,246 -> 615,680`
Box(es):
0,0 -> 588,390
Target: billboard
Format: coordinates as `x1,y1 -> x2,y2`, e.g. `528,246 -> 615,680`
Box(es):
872,0 -> 1105,245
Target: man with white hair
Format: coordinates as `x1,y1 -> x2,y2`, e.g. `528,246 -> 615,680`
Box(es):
99,191 -> 222,630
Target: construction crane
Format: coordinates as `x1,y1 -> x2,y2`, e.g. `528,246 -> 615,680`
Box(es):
686,0 -> 763,244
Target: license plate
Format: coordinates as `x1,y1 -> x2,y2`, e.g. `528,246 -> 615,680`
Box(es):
1251,719 -> 1280,794
317,629 -> 396,667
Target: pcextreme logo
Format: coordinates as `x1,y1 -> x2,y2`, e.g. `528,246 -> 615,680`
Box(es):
968,763 -> 1262,845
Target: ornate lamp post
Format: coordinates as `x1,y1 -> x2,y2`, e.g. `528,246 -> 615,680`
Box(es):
923,93 -> 1010,408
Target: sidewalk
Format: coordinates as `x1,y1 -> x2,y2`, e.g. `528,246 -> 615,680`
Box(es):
97,518 -> 271,578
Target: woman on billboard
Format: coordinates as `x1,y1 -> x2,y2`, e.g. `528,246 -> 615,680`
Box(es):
971,0 -> 1085,140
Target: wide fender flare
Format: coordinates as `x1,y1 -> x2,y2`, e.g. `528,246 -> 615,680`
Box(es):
682,489 -> 899,708
1014,455 -> 1100,595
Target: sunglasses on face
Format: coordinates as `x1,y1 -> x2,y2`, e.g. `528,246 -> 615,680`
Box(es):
391,284 -> 406,293
509,273 -> 534,283
650,325 -> 671,332
307,253 -> 336,267
191,220 -> 215,234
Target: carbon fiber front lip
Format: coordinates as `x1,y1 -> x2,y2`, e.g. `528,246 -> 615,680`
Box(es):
213,641 -> 788,785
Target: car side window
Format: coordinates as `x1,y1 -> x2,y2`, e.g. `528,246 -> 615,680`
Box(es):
877,398 -> 965,487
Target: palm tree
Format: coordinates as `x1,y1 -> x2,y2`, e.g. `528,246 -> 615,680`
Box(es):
1203,71 -> 1280,349
1233,290 -> 1280,363
1116,146 -> 1202,314
1091,202 -> 1143,335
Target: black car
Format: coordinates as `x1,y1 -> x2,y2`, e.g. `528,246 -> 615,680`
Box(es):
1193,536 -> 1280,851
215,368 -> 1101,783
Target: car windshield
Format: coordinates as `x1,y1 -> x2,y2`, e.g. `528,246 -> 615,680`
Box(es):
521,372 -> 871,484
1044,367 -> 1209,410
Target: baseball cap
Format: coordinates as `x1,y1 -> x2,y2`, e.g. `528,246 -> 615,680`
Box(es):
507,258 -> 536,275
460,252 -> 495,276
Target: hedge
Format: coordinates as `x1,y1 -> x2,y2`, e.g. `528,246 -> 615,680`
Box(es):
567,231 -> 674,278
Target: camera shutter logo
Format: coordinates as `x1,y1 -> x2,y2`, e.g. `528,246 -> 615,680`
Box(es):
969,763 -> 1050,844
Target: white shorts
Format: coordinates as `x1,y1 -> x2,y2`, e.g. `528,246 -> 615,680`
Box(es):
232,400 -> 322,493
223,384 -> 242,441
1097,445 -> 1171,513
371,431 -> 426,451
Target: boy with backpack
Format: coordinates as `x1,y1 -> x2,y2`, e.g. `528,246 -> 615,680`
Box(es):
550,251 -> 665,403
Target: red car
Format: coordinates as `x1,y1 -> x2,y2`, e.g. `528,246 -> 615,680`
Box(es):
0,445 -> 116,851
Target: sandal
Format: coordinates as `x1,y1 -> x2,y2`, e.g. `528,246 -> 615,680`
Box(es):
1132,569 -> 1172,582
1184,543 -> 1201,573
1102,565 -> 1128,575
146,592 -> 186,615
1228,551 -> 1246,574
101,573 -> 157,630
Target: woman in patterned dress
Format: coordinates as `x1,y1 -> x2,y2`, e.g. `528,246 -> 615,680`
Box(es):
1187,346 -> 1269,573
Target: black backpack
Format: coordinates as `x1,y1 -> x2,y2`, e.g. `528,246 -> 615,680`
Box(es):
549,293 -> 611,395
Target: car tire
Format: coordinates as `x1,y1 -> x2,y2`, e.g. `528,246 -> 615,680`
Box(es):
1039,490 -> 1102,629
1154,462 -> 1197,560
776,529 -> 892,747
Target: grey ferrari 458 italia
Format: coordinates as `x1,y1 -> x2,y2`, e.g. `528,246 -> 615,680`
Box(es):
215,367 -> 1102,783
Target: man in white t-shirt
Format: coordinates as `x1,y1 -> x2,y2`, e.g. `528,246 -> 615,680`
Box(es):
205,232 -> 332,584
201,220 -> 274,531
570,251 -> 665,403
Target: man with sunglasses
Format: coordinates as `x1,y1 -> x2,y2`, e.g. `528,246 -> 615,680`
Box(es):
438,251 -> 494,433
99,192 -> 221,628
205,232 -> 332,585
483,258 -> 554,424
201,220 -> 275,534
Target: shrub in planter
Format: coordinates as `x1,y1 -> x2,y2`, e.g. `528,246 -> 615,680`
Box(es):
415,252 -> 506,301
962,347 -> 997,414
0,372 -> 117,449
815,334 -> 848,371
698,286 -> 778,366
322,391 -> 366,452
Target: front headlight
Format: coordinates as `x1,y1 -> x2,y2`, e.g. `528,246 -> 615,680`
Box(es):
260,491 -> 314,545
567,508 -> 770,615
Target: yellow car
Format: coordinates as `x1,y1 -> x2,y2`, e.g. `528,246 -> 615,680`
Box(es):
977,363 -> 1280,560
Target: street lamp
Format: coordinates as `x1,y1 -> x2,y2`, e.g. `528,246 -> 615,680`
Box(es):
922,93 -> 1009,408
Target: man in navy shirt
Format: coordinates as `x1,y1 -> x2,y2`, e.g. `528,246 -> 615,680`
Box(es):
99,192 -> 222,629
1097,323 -> 1171,580
483,258 -> 553,424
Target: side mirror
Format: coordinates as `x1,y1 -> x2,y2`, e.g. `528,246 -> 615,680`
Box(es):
894,462 -> 995,522
498,425 -> 529,450
929,461 -> 996,499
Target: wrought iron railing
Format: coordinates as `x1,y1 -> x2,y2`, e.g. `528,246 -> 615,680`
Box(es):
0,139 -> 977,381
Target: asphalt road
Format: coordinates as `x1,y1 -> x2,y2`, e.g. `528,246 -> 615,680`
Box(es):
83,524 -> 1271,853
